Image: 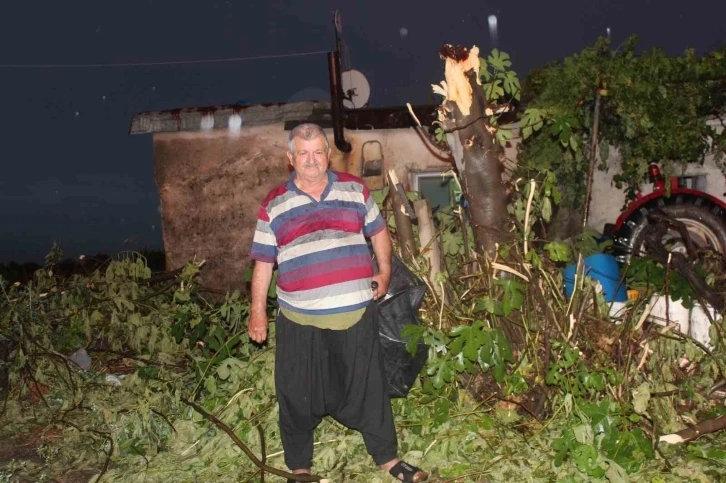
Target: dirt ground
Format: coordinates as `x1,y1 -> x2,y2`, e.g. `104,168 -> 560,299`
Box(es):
0,426 -> 100,483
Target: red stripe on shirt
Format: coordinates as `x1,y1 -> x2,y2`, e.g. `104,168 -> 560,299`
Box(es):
277,265 -> 372,292
278,217 -> 362,246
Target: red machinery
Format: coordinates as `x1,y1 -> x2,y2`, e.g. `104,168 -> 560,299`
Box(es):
606,165 -> 726,262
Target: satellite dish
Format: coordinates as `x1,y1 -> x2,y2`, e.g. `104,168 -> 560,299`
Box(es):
341,69 -> 370,109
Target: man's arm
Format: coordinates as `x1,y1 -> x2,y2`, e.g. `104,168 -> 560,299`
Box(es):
370,228 -> 392,299
249,260 -> 274,343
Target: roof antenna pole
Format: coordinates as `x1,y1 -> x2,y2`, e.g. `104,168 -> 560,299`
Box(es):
328,9 -> 352,153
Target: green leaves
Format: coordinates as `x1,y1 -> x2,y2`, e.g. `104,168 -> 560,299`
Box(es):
494,124 -> 513,146
518,35 -> 726,207
494,278 -> 525,317
549,114 -> 581,150
553,399 -> 656,478
401,323 -> 427,357
371,185 -> 390,206
631,382 -> 651,415
540,196 -> 552,222
572,444 -> 607,477
625,256 -> 701,307
544,241 -> 571,262
601,428 -> 654,474
520,108 -> 546,139
510,173 -> 563,249
427,357 -> 454,390
572,227 -> 612,258
441,227 -> 465,256
447,322 -> 513,383
267,270 -> 278,299
500,70 -> 521,100
215,357 -> 245,381
487,49 -> 513,71
479,49 -> 521,103
546,346 -> 613,397
483,79 -> 505,101
473,278 -> 524,317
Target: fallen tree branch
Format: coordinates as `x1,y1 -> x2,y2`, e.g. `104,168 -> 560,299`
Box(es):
643,210 -> 724,312
657,331 -> 725,380
63,421 -> 114,483
182,399 -> 326,482
256,418 -> 267,483
132,280 -> 178,304
659,413 -> 726,444
144,267 -> 183,285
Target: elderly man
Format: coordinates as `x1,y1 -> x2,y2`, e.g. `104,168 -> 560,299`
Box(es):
248,123 -> 428,483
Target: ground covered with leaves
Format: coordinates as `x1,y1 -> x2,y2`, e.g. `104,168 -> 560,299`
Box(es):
5,38 -> 726,482
1,239 -> 725,482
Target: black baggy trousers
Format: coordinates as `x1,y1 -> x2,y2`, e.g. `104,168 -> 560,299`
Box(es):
275,302 -> 398,470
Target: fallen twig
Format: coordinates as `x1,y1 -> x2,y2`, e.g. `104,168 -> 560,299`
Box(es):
523,180 -> 536,256
182,399 -> 326,482
490,262 -> 530,282
256,422 -> 266,483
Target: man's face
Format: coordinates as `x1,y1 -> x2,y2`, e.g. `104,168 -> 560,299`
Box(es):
287,136 -> 330,182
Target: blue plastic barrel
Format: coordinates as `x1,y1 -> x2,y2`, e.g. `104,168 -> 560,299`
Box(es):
563,253 -> 627,302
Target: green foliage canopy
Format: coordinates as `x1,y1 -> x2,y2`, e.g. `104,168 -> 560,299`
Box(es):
517,36 -> 726,205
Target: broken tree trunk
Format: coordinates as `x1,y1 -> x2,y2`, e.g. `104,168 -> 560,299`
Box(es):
387,170 -> 418,262
413,199 -> 443,296
439,45 -> 509,258
438,44 -> 520,346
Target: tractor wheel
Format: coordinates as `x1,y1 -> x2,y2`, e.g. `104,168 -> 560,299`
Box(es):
613,196 -> 726,263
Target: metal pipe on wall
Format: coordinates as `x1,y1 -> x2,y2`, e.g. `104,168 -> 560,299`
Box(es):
327,51 -> 352,153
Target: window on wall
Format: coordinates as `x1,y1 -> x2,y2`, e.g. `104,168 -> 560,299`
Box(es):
677,174 -> 708,192
411,172 -> 458,210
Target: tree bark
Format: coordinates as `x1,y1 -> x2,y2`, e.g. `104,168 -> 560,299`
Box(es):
414,199 -> 443,296
659,413 -> 726,444
582,90 -> 602,229
439,48 -> 509,258
387,170 -> 418,262
438,45 -> 519,346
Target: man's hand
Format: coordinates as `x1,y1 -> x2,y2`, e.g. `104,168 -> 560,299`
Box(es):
249,261 -> 275,344
371,273 -> 390,300
248,311 -> 269,343
370,228 -> 393,301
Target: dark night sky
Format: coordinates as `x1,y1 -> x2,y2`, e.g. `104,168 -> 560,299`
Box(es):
1,0 -> 724,263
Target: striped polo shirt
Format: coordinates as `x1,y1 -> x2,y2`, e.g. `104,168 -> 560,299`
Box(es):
250,170 -> 385,328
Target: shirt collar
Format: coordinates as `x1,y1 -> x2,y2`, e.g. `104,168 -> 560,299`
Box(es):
287,170 -> 337,193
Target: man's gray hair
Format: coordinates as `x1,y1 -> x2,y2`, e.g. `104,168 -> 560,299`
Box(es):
287,123 -> 330,152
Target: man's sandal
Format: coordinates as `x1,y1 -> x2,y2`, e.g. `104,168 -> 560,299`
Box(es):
388,460 -> 429,482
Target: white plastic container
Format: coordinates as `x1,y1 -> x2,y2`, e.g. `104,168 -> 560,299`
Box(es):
647,295 -> 720,349
648,295 -> 690,334
608,301 -> 628,321
689,302 -> 720,349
